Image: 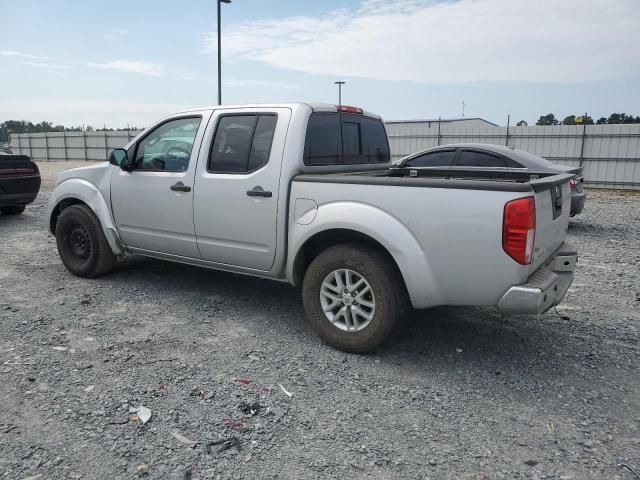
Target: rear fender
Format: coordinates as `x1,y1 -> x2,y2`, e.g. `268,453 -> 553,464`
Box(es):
48,178 -> 123,255
288,201 -> 442,309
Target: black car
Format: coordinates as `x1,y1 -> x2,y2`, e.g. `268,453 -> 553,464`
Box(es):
0,154 -> 41,215
393,143 -> 586,216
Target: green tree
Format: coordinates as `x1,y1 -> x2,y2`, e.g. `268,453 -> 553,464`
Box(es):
562,115 -> 577,125
516,120 -> 528,126
607,113 -> 640,124
536,113 -> 558,126
596,117 -> 607,125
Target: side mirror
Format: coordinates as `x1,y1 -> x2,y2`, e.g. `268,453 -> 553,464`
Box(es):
109,148 -> 132,170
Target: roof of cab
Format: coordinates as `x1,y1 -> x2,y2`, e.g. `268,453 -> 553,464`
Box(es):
173,103 -> 382,120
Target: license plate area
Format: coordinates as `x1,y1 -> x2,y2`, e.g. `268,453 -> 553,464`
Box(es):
550,184 -> 563,219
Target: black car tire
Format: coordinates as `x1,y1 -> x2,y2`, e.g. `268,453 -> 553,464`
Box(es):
302,243 -> 409,353
55,204 -> 116,278
1,205 -> 26,215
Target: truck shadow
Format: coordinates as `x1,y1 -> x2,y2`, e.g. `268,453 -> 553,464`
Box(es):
105,255 -> 586,385
379,305 -> 594,384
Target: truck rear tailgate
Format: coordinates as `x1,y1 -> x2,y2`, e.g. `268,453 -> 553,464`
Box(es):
528,173 -> 572,272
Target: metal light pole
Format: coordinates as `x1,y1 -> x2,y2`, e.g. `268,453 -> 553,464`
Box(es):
334,81 -> 346,106
217,0 -> 232,105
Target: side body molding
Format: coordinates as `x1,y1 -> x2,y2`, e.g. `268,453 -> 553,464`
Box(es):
287,201 -> 442,309
48,178 -> 124,255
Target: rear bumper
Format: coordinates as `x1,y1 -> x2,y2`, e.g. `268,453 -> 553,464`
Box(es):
0,175 -> 41,207
497,242 -> 577,315
570,191 -> 586,216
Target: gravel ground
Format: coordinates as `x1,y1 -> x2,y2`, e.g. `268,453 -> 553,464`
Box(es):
1,161 -> 639,480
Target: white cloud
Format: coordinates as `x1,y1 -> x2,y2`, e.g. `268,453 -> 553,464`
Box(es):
86,60 -> 164,76
0,50 -> 51,60
224,79 -> 302,90
205,0 -> 640,84
21,61 -> 71,75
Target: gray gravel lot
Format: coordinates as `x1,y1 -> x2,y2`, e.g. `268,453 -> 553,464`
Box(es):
1,161 -> 639,480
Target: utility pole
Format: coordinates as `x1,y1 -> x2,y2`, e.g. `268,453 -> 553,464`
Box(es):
334,81 -> 346,106
217,0 -> 232,105
462,100 -> 465,117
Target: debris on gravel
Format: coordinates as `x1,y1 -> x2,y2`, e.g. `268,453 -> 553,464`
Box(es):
0,163 -> 638,479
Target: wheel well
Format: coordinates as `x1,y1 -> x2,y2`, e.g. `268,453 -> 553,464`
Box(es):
49,198 -> 88,234
292,229 -> 406,289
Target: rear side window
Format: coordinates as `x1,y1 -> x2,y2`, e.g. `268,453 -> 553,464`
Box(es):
209,114 -> 277,173
405,150 -> 455,168
504,157 -> 524,168
248,115 -> 277,171
456,150 -> 506,168
304,113 -> 389,166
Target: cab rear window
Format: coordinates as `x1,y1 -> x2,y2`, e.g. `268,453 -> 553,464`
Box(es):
304,113 -> 390,166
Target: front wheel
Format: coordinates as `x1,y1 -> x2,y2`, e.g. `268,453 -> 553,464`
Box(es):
55,204 -> 116,278
302,243 -> 408,353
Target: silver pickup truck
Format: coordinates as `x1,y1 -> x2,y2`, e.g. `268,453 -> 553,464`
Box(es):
47,103 -> 577,352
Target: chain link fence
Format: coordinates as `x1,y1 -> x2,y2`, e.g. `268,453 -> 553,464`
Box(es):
386,122 -> 640,189
10,123 -> 640,189
10,130 -> 140,162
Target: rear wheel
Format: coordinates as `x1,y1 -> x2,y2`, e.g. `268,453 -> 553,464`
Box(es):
1,205 -> 26,215
55,204 -> 116,278
302,243 -> 408,353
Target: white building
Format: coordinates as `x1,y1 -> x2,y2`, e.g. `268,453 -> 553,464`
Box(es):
385,117 -> 497,130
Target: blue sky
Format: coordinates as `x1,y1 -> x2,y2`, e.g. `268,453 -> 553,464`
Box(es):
1,0 -> 639,127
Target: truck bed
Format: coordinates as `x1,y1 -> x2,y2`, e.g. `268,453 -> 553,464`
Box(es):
295,167 -> 571,193
291,167 -> 572,309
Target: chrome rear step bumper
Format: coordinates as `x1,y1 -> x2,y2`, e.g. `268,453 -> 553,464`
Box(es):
497,242 -> 577,315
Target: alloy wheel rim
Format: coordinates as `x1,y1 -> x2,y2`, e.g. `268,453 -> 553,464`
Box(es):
320,268 -> 375,332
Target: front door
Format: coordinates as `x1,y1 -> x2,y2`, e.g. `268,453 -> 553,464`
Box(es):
111,113 -> 211,258
193,108 -> 290,270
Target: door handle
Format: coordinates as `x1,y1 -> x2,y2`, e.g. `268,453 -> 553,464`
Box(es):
170,181 -> 191,192
246,186 -> 272,198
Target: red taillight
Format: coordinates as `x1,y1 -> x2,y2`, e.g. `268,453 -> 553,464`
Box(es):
0,166 -> 35,176
503,197 -> 536,265
336,105 -> 363,114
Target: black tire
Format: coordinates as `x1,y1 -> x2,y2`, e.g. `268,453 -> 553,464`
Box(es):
1,205 -> 26,215
55,204 -> 116,278
302,243 -> 409,353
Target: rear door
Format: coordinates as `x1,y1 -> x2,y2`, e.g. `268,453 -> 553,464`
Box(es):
193,108 -> 290,270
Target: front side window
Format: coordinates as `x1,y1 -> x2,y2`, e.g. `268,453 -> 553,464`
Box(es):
134,117 -> 201,171
456,150 -> 506,168
209,114 -> 277,173
405,150 -> 455,168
